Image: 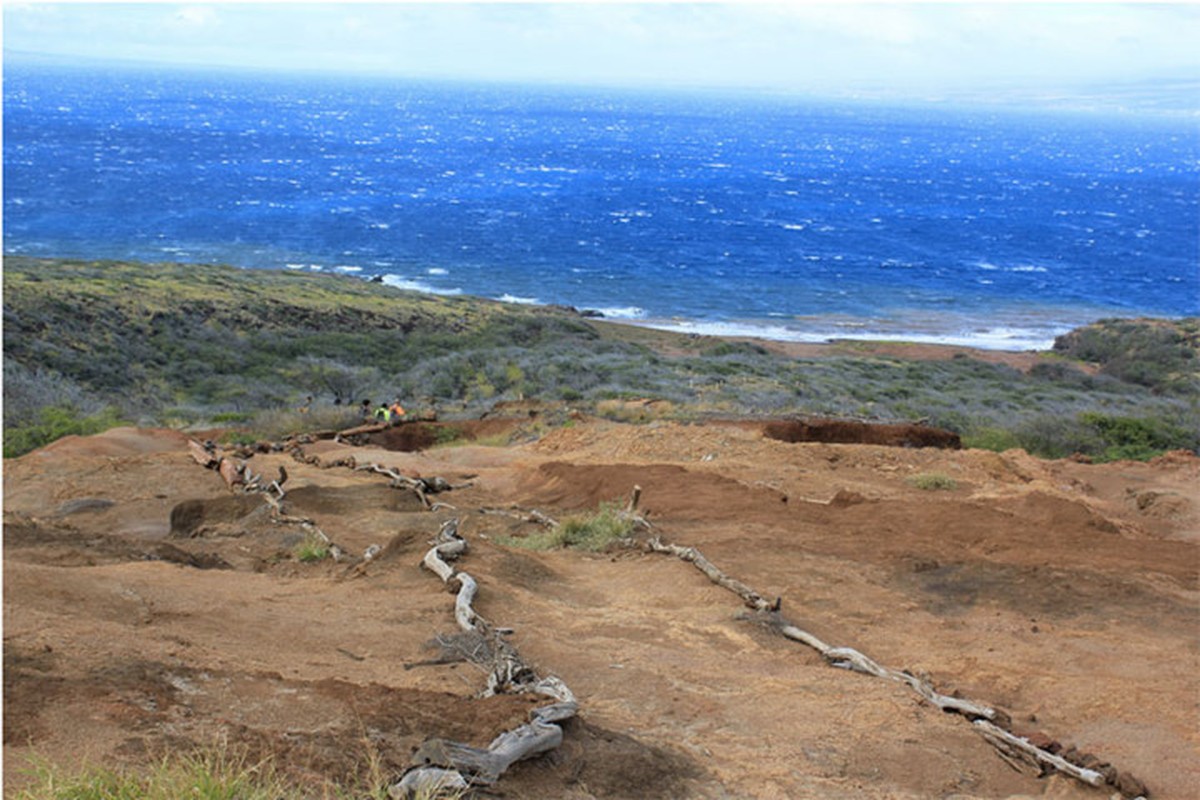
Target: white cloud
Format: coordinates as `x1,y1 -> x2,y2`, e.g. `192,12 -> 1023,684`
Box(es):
3,2 -> 1198,98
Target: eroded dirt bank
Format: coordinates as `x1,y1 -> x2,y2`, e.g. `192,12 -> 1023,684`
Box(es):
4,420 -> 1198,798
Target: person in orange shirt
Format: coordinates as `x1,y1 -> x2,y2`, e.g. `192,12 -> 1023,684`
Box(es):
388,397 -> 406,425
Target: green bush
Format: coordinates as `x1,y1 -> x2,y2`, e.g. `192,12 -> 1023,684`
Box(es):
498,502 -> 635,552
1052,318 -> 1199,394
1079,412 -> 1195,462
3,405 -> 126,458
962,427 -> 1021,452
295,531 -> 330,563
1014,411 -> 1198,462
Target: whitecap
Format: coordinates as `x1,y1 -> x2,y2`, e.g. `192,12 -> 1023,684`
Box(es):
381,275 -> 462,295
589,306 -> 646,319
632,318 -> 1060,352
334,265 -> 362,273
427,267 -> 449,275
498,294 -> 540,305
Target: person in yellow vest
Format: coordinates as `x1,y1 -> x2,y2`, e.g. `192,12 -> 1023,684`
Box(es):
388,397 -> 406,425
373,403 -> 391,424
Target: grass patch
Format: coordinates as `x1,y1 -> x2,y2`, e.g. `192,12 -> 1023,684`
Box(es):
9,742 -> 436,800
907,473 -> 958,491
250,406 -> 361,441
12,747 -> 288,800
498,502 -> 635,552
295,531 -> 330,563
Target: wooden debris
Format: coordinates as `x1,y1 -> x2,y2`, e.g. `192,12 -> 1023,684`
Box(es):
480,506 -> 561,528
337,422 -> 387,437
188,439 -> 218,468
648,533 -> 1149,799
394,517 -> 577,797
217,457 -> 245,489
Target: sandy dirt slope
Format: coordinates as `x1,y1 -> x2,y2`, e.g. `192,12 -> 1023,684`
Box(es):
4,421 -> 1198,798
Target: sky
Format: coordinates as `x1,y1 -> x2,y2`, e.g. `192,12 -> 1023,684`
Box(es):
4,2 -> 1200,101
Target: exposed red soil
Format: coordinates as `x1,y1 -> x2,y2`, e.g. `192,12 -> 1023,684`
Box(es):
4,418 -> 1198,798
762,418 -> 962,448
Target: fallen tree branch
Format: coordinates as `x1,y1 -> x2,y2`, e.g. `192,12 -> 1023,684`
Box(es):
479,505 -> 561,528
647,534 -> 1149,799
974,720 -> 1104,787
395,517 -> 577,797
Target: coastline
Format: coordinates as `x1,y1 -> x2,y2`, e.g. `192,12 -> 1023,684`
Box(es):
587,316 -> 1055,372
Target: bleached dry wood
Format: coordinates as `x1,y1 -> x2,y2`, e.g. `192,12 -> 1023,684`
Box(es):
388,767 -> 467,799
217,458 -> 245,489
356,462 -> 431,506
399,516 -> 578,797
648,537 -> 771,610
823,646 -> 994,718
188,439 -> 218,468
974,721 -> 1105,787
407,721 -> 563,786
646,534 -> 1156,797
627,484 -> 642,513
337,422 -> 387,437
480,505 -> 561,528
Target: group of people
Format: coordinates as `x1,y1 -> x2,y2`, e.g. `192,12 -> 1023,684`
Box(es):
360,397 -> 406,426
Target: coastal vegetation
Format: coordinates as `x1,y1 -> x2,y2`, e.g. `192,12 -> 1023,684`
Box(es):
4,257 -> 1198,461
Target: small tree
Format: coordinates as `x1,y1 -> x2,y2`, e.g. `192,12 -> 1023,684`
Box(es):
290,357 -> 380,406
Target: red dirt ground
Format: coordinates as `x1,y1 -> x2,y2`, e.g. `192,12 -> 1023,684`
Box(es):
4,416 -> 1197,798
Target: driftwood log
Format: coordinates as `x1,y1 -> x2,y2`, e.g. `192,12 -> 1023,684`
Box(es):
647,535 -> 1148,799
393,519 -> 577,798
188,439 -> 218,468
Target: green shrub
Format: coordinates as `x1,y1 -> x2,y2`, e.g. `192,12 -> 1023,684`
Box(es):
1052,318 -> 1199,394
295,531 -> 330,563
3,405 -> 126,458
211,411 -> 253,423
498,502 -> 635,552
907,473 -> 958,491
432,424 -> 466,446
1014,410 -> 1198,462
559,503 -> 636,550
1079,412 -> 1196,462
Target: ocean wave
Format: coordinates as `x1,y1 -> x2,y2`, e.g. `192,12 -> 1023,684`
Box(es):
381,274 -> 462,295
588,306 -> 646,319
498,293 -> 540,305
633,317 -> 1065,351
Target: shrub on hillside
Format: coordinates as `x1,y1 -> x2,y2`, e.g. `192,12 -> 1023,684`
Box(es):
3,405 -> 126,458
1015,410 -> 1198,462
1052,318 -> 1199,394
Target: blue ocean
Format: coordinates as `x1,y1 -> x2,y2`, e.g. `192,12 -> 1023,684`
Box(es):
5,62 -> 1198,350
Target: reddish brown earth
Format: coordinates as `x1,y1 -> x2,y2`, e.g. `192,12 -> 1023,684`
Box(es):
4,416 -> 1198,798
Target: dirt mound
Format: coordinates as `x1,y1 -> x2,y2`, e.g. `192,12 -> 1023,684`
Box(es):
367,418 -> 528,452
4,421 -> 1198,798
763,417 -> 961,448
519,461 -> 788,521
32,426 -> 194,459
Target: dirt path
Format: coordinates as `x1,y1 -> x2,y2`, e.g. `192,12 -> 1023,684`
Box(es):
4,423 -> 1197,798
